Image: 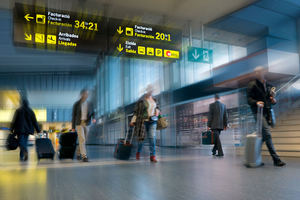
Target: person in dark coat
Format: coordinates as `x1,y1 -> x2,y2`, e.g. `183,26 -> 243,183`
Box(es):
72,89 -> 95,162
247,66 -> 285,167
11,98 -> 40,161
207,94 -> 228,157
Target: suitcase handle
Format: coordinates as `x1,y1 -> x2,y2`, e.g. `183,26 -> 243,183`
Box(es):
124,127 -> 134,144
256,106 -> 263,137
124,114 -> 135,144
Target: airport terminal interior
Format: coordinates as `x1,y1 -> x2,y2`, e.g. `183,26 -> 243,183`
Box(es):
1,0 -> 300,199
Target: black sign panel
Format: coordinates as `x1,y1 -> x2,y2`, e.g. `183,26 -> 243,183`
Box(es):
108,18 -> 182,60
13,3 -> 107,53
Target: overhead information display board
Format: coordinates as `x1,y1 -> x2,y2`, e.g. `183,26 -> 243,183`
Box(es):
13,3 -> 183,60
108,18 -> 182,60
13,3 -> 107,53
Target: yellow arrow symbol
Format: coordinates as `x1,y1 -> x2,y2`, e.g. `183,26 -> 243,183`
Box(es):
24,33 -> 32,41
117,26 -> 123,34
24,14 -> 34,21
117,44 -> 123,52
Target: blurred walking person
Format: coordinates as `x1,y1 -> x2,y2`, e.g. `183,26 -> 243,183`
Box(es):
130,85 -> 160,163
11,98 -> 40,161
207,94 -> 228,157
247,66 -> 285,167
72,89 -> 95,162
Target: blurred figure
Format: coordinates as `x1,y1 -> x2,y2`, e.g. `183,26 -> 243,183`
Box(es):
72,89 -> 95,162
130,85 -> 160,163
11,98 -> 40,161
207,94 -> 228,157
247,66 -> 285,167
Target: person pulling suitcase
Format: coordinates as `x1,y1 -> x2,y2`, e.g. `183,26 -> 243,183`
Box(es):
247,66 -> 285,167
11,97 -> 41,161
130,85 -> 160,163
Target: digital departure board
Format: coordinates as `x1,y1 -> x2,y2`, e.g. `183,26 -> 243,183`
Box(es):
13,3 -> 183,59
108,18 -> 182,60
13,3 -> 107,53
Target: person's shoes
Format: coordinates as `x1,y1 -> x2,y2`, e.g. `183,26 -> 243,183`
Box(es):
274,160 -> 286,167
82,157 -> 89,162
20,152 -> 29,162
77,155 -> 81,160
136,152 -> 140,160
24,152 -> 28,161
216,154 -> 224,157
212,151 -> 216,156
150,156 -> 158,163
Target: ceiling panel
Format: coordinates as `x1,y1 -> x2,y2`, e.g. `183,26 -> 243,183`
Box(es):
256,0 -> 300,18
208,16 -> 268,37
1,0 -> 257,26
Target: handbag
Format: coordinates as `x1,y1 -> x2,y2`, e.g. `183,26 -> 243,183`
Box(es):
157,117 -> 168,130
6,133 -> 19,150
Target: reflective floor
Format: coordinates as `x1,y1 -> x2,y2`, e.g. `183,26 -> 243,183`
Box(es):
0,146 -> 299,200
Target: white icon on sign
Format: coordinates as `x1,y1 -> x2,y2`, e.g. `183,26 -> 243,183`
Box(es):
192,49 -> 200,60
203,50 -> 209,62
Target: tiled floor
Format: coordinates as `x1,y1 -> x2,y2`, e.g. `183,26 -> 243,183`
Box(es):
0,146 -> 299,200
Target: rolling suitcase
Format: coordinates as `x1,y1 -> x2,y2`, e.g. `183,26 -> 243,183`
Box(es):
114,126 -> 134,160
244,106 -> 263,168
202,130 -> 214,145
36,137 -> 55,160
59,132 -> 78,159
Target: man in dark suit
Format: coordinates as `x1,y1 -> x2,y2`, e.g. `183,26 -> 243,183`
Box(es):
207,94 -> 228,157
247,66 -> 285,167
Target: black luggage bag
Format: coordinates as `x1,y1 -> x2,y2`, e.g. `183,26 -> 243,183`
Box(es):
202,130 -> 214,145
114,127 -> 134,160
59,132 -> 78,159
6,133 -> 19,150
35,138 -> 55,160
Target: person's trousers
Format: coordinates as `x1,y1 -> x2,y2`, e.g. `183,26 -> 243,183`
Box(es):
18,134 -> 29,160
212,129 -> 223,156
261,117 -> 280,162
76,122 -> 89,158
137,121 -> 157,156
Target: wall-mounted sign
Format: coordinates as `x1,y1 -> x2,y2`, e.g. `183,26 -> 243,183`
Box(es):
108,18 -> 182,60
188,47 -> 213,63
13,3 -> 107,53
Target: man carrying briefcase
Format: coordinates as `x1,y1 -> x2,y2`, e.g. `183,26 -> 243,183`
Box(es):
207,94 -> 228,157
